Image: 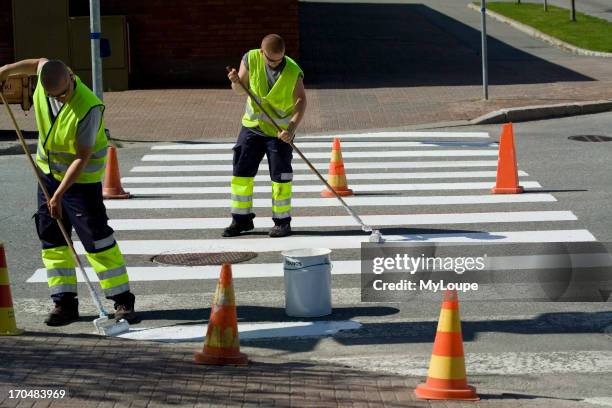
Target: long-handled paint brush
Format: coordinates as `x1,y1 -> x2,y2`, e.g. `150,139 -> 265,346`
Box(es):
226,67 -> 384,243
1,91 -> 129,336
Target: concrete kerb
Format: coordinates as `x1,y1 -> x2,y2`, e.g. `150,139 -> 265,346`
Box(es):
467,3 -> 612,58
471,100 -> 612,125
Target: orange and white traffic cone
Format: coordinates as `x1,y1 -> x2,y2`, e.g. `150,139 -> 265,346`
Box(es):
321,138 -> 353,197
0,242 -> 24,336
103,145 -> 131,199
194,264 -> 248,365
415,290 -> 478,401
492,123 -> 523,194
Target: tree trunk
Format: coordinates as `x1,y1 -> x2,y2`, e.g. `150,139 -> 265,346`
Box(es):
570,0 -> 576,21
544,0 -> 548,12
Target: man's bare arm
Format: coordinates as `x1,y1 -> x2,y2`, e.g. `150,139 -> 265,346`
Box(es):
0,58 -> 47,83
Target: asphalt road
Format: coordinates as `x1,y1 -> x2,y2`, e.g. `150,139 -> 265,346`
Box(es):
1,112 -> 611,404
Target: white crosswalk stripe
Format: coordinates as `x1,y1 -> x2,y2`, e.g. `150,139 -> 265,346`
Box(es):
122,170 -> 528,184
123,181 -> 543,195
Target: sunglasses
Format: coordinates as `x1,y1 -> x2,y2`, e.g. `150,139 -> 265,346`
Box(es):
46,76 -> 73,99
262,50 -> 284,64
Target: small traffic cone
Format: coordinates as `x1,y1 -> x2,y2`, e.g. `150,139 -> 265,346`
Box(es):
492,123 -> 523,194
415,290 -> 478,401
103,145 -> 131,199
0,243 -> 24,336
194,264 -> 248,365
321,138 -> 353,197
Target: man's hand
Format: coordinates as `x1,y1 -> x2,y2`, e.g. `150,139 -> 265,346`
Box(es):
47,193 -> 63,219
227,68 -> 239,84
278,129 -> 295,144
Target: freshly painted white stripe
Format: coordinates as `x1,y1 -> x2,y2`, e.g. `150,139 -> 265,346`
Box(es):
27,260 -> 362,282
123,181 -> 542,195
71,230 -> 597,255
122,171 -> 528,184
299,131 -> 490,140
104,193 -> 557,209
27,252 -> 611,283
584,398 -> 612,407
142,150 -> 499,161
109,211 -> 576,231
130,160 -> 501,173
117,321 -> 363,343
152,141 -> 498,150
325,351 -> 612,376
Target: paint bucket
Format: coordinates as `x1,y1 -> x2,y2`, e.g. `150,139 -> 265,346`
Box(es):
282,248 -> 332,317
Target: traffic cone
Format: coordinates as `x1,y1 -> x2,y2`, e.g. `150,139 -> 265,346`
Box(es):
492,123 -> 523,194
194,264 -> 248,365
0,243 -> 24,336
103,145 -> 131,199
415,290 -> 478,401
321,138 -> 353,197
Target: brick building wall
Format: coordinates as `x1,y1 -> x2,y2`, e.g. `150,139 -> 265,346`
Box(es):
0,0 -> 14,64
70,0 -> 300,87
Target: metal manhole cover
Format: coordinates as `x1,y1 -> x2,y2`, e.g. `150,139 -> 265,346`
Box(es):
152,252 -> 257,266
568,135 -> 612,142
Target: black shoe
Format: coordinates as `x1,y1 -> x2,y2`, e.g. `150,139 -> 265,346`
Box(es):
222,219 -> 255,237
44,304 -> 79,326
269,223 -> 291,238
114,304 -> 140,324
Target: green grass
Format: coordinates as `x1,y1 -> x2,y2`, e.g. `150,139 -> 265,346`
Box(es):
483,2 -> 612,53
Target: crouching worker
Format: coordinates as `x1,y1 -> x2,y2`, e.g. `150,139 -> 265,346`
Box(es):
0,58 -> 138,326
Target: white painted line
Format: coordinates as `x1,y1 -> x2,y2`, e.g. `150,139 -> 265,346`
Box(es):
104,193 -> 557,210
27,252 -> 611,283
299,131 -> 490,139
584,398 -> 612,407
142,150 -> 499,161
122,171 -> 528,184
117,320 -> 363,343
72,230 -> 597,255
152,141 -> 498,150
27,260 -> 362,282
123,181 -> 542,195
325,351 -> 612,376
130,160 -> 501,173
109,211 -> 576,231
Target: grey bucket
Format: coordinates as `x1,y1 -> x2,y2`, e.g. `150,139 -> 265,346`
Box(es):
282,248 -> 332,317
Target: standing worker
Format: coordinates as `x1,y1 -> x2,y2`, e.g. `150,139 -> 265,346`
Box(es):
0,59 -> 138,326
225,34 -> 307,238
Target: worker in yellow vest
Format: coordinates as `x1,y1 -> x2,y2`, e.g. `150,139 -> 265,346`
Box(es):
0,59 -> 138,326
225,34 -> 307,238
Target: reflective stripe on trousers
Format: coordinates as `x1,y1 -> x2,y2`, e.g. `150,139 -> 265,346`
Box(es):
231,176 -> 254,216
272,181 -> 291,220
43,243 -> 130,298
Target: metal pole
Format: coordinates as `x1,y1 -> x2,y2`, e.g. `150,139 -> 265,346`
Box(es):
89,0 -> 103,100
480,0 -> 489,100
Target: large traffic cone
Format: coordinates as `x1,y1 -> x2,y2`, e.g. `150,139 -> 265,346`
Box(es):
321,138 -> 353,197
0,243 -> 24,336
492,123 -> 523,194
194,264 -> 248,365
103,145 -> 131,199
415,290 -> 478,401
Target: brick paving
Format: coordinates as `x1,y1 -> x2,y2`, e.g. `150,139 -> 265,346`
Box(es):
0,333 -> 591,407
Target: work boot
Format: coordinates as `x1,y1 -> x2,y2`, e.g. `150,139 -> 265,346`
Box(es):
114,304 -> 140,324
44,303 -> 79,326
112,291 -> 139,324
222,219 -> 255,237
269,223 -> 291,238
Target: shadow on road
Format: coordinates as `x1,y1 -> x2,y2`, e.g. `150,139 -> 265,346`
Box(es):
300,3 -> 593,88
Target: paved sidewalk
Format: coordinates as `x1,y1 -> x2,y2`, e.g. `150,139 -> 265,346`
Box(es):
0,332 -> 590,408
1,1 -> 611,145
